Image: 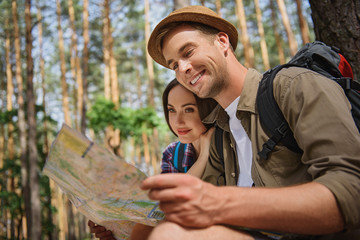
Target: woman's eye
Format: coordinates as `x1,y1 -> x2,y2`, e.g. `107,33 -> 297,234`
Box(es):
168,108 -> 175,113
185,107 -> 195,113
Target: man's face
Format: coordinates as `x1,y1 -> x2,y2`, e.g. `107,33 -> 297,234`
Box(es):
162,25 -> 229,99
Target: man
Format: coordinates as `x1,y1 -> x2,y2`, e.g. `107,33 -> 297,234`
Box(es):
142,5 -> 360,240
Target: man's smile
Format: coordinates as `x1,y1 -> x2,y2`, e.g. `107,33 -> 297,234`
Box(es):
190,70 -> 205,85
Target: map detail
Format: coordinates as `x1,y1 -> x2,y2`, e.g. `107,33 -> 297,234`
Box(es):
43,124 -> 164,240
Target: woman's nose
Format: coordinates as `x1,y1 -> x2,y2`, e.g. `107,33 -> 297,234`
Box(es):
175,113 -> 185,124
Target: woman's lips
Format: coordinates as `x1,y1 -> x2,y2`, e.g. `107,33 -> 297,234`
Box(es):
177,129 -> 191,135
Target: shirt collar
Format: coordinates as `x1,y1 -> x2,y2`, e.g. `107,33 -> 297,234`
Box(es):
202,68 -> 262,129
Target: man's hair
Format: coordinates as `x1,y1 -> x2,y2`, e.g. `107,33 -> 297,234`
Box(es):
156,21 -> 234,55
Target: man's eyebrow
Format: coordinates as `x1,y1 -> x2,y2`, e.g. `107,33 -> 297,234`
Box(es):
166,42 -> 195,67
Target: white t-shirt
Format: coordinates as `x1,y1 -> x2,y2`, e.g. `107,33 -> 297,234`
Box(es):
225,96 -> 253,187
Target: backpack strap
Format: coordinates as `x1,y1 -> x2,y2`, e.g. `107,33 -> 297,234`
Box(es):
173,142 -> 187,173
257,65 -> 303,160
215,126 -> 224,161
214,126 -> 227,185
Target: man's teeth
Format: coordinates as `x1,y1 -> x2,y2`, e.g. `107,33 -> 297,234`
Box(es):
191,72 -> 204,85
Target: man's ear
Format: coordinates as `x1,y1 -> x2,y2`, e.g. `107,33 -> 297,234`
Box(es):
216,32 -> 231,55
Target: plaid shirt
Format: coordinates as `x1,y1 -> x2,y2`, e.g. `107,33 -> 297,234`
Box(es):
161,141 -> 196,173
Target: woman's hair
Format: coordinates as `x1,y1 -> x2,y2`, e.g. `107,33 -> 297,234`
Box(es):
162,78 -> 218,136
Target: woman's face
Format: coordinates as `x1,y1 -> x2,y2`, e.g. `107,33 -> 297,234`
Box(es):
167,85 -> 207,144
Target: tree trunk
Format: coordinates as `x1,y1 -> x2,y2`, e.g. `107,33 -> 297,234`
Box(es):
173,0 -> 190,10
0,46 -> 8,238
103,0 -> 112,152
144,0 -> 155,107
145,0 -> 161,170
142,131 -> 151,175
235,0 -> 255,68
270,0 -> 285,65
276,0 -> 298,56
107,0 -> 121,156
36,3 -> 54,239
295,0 -> 310,44
82,0 -> 89,134
5,18 -> 14,162
103,0 -> 111,101
25,0 -> 42,238
68,0 -> 83,132
215,0 -> 222,16
56,1 -> 70,239
57,0 -> 71,125
12,0 -> 29,238
135,57 -> 143,108
254,0 -> 270,70
309,0 -> 360,79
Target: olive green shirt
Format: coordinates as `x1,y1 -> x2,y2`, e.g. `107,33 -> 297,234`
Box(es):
202,67 -> 360,232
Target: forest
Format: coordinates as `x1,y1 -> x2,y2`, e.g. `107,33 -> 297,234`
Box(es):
0,0 -> 359,239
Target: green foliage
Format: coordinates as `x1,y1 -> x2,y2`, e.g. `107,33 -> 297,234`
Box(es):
0,109 -> 17,124
87,98 -> 162,139
87,97 -> 117,132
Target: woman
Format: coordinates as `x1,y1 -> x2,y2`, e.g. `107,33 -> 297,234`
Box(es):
89,79 -> 218,240
161,78 -> 218,176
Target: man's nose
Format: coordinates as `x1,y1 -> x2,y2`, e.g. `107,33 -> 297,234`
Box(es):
178,60 -> 191,74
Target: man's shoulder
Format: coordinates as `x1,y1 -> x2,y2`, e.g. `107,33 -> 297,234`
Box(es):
276,66 -> 324,80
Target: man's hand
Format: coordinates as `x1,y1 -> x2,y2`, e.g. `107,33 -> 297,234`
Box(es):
141,173 -> 222,228
88,220 -> 116,240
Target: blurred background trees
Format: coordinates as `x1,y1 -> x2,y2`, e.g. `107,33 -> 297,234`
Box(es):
0,0 -> 358,239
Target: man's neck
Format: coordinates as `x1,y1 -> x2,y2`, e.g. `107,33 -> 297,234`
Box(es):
214,60 -> 248,109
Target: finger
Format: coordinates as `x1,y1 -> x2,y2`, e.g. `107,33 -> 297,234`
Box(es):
159,201 -> 186,214
95,230 -> 114,238
88,220 -> 95,227
141,173 -> 194,190
90,225 -> 107,234
149,184 -> 195,202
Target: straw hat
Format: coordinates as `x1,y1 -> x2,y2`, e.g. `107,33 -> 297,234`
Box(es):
147,5 -> 238,68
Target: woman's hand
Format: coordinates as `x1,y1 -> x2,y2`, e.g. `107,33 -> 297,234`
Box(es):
88,220 -> 116,240
187,127 -> 215,177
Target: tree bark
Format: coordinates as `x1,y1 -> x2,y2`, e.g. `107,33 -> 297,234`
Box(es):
215,0 -> 222,16
12,0 -> 29,238
295,0 -> 310,44
173,0 -> 190,10
25,0 -> 42,239
145,0 -> 155,107
276,0 -> 298,56
57,0 -> 71,125
5,18 -> 14,161
68,0 -> 83,132
270,0 -> 285,65
309,0 -> 360,79
254,0 -> 270,70
56,1 -> 70,239
235,0 -> 255,68
36,3 -> 54,239
81,0 -> 89,134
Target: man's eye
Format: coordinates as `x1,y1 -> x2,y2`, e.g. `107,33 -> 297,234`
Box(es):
185,49 -> 193,57
172,63 -> 178,70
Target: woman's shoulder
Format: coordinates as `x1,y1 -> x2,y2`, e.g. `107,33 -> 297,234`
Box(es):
163,141 -> 196,156
163,141 -> 180,154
